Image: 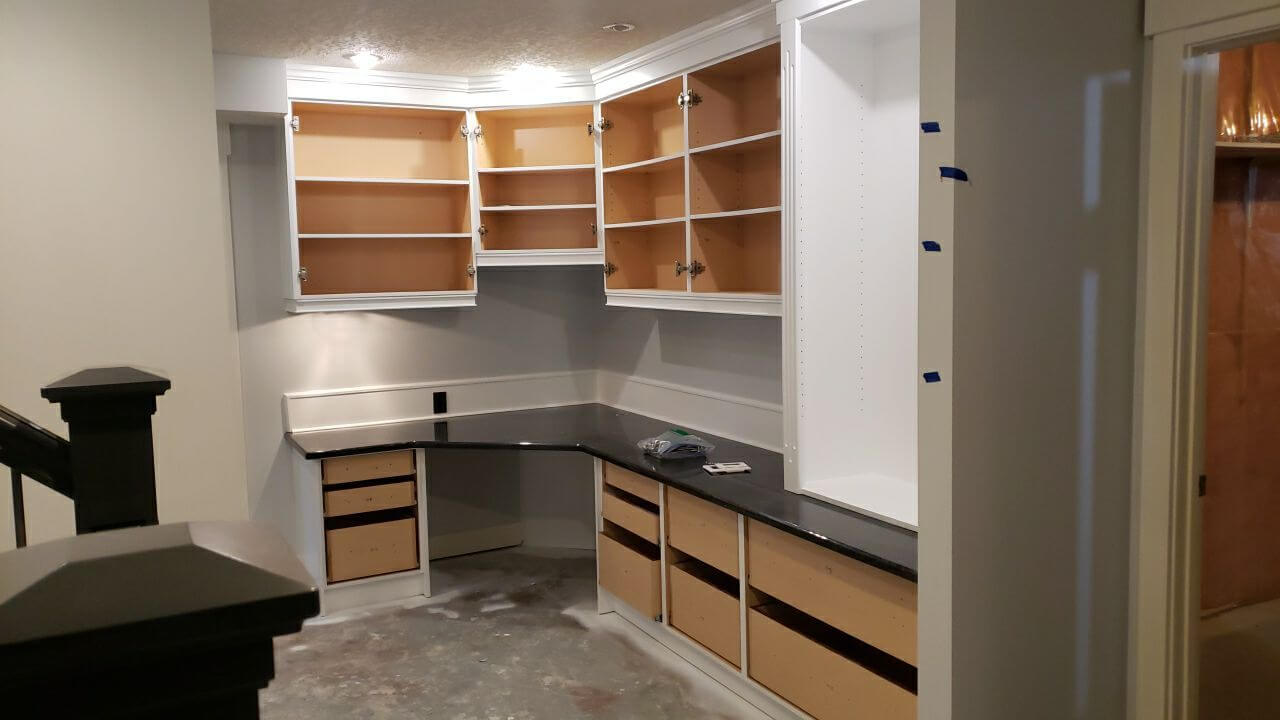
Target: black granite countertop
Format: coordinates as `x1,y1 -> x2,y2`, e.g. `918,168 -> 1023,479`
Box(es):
287,403 -> 918,582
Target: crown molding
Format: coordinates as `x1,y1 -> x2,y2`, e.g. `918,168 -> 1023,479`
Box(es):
589,2 -> 776,85
286,64 -> 471,93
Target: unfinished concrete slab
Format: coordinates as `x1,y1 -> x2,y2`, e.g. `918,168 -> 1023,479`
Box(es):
262,547 -> 771,719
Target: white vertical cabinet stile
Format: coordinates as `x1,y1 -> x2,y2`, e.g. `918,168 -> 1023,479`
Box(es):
465,108 -> 483,275
283,105 -> 304,302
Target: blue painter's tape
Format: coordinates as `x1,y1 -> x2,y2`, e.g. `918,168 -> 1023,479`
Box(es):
922,240 -> 942,252
921,121 -> 941,133
923,371 -> 942,383
940,166 -> 969,182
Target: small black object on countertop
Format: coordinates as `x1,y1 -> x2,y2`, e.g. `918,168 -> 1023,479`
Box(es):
287,403 -> 918,582
0,520 -> 319,718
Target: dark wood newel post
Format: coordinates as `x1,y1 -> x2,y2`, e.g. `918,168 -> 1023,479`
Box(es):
40,366 -> 171,533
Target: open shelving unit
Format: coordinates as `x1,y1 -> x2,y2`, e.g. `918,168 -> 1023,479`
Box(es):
784,0 -> 923,528
286,102 -> 477,311
599,43 -> 782,315
473,104 -> 603,267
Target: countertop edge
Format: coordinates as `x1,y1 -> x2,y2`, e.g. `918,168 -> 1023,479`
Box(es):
286,434 -> 918,583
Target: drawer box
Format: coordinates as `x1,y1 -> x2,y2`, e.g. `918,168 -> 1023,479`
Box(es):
326,517 -> 419,583
746,519 -> 917,664
598,528 -> 661,620
322,450 -> 415,486
603,462 -> 661,504
669,561 -> 741,667
748,605 -> 916,720
601,489 -> 659,543
324,480 -> 416,517
666,487 -> 739,578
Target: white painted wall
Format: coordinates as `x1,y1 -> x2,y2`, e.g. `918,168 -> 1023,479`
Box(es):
950,0 -> 1143,716
0,0 -> 248,551
213,53 -> 288,120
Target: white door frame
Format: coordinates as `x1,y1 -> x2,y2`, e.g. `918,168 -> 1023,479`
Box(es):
1131,6 -> 1280,719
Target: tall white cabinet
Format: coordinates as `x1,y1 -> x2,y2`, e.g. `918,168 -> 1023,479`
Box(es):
781,0 -> 954,531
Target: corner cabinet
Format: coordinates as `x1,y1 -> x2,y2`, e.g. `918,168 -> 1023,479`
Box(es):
780,0 -> 955,531
599,44 -> 784,317
284,102 -> 479,312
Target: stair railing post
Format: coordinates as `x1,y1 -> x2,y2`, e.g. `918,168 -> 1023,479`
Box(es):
40,367 -> 171,534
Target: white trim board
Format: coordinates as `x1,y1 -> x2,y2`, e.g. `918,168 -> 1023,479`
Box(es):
283,370 -> 597,433
282,369 -> 783,451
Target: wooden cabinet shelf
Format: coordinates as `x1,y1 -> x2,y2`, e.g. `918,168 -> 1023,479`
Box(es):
296,180 -> 471,235
292,102 -> 468,181
478,207 -> 598,251
688,44 -> 780,149
602,77 -> 686,168
604,222 -> 687,292
478,166 -> 595,207
690,133 -> 780,215
691,211 -> 781,294
295,176 -> 470,186
475,105 -> 595,169
602,155 -> 685,225
298,236 -> 474,295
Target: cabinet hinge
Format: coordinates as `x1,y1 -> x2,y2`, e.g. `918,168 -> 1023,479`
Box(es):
466,264 -> 476,278
589,222 -> 597,235
297,266 -> 309,282
471,123 -> 483,138
459,122 -> 470,139
689,260 -> 706,277
675,260 -> 690,276
587,122 -> 595,136
603,261 -> 617,277
595,118 -> 612,133
677,91 -> 702,109
477,224 -> 488,237
290,115 -> 300,132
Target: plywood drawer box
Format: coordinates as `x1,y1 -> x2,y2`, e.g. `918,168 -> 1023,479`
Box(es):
746,519 -> 917,664
669,562 -> 741,667
748,605 -> 915,720
322,450 -> 415,486
601,489 -> 659,544
326,517 -> 419,583
598,528 -> 661,620
666,487 -> 739,578
324,480 -> 416,517
603,462 -> 661,504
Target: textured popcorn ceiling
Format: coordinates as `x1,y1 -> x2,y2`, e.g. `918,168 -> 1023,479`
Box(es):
209,0 -> 765,76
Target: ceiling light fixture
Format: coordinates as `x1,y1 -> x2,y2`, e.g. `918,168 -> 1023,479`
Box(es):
344,50 -> 383,71
601,22 -> 636,33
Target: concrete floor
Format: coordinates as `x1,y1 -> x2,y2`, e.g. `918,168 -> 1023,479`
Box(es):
262,547 -> 770,720
1200,597 -> 1280,720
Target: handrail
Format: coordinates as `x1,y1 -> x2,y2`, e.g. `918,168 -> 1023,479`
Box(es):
0,403 -> 72,497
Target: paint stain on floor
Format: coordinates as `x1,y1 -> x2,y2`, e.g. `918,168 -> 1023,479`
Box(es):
261,547 -> 768,720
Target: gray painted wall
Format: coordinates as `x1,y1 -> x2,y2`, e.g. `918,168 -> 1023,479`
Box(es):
952,1 -> 1144,717
226,124 -> 782,553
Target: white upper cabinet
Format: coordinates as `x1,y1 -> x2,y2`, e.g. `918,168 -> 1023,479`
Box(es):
781,0 -> 955,530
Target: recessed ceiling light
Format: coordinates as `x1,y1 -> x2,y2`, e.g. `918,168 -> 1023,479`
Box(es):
344,50 -> 383,70
601,22 -> 635,33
